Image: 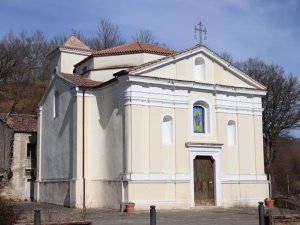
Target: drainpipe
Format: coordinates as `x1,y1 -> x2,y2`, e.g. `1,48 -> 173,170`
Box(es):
82,88 -> 86,208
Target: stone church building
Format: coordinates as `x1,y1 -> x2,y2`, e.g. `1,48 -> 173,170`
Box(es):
36,36 -> 269,209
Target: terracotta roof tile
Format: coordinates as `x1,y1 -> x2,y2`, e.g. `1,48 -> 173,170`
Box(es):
93,42 -> 177,56
58,73 -> 102,88
127,44 -> 202,73
0,113 -> 37,132
61,35 -> 94,52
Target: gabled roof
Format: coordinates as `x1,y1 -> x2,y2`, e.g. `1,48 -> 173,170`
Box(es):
93,42 -> 177,56
47,36 -> 94,58
61,35 -> 93,52
123,44 -> 266,90
57,73 -> 102,88
38,72 -> 104,108
0,113 -> 37,133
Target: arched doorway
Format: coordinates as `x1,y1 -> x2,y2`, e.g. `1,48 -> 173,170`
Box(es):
193,156 -> 215,206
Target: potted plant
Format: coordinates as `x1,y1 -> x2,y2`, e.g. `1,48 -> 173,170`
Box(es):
125,202 -> 135,213
264,198 -> 275,208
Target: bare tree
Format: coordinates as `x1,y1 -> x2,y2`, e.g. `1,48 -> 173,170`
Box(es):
133,29 -> 166,47
236,58 -> 300,169
0,31 -> 52,113
219,51 -> 234,65
87,19 -> 125,50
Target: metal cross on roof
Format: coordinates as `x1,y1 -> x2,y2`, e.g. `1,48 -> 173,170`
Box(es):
194,21 -> 207,44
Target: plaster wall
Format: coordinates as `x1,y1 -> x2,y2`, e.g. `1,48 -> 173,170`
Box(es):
48,50 -> 90,76
88,69 -> 119,82
84,180 -> 122,208
84,83 -> 124,180
124,78 -> 268,207
80,53 -> 164,82
92,53 -> 164,70
75,58 -> 94,76
60,52 -> 89,74
142,53 -> 256,89
127,182 -> 190,209
40,79 -> 76,180
70,82 -> 125,208
221,183 -> 269,207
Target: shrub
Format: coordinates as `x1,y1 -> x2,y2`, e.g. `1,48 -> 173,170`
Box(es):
0,197 -> 16,225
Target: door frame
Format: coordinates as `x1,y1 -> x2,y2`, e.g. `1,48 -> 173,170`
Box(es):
187,142 -> 222,207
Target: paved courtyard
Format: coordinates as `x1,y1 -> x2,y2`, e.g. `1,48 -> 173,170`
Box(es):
13,201 -> 260,225
87,207 -> 259,225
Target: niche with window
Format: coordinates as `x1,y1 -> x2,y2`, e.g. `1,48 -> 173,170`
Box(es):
193,57 -> 206,81
227,120 -> 237,146
163,115 -> 173,144
193,101 -> 210,134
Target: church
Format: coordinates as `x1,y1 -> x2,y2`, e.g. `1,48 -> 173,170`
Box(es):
36,36 -> 269,209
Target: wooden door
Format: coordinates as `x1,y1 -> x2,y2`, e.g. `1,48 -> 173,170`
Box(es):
193,156 -> 215,206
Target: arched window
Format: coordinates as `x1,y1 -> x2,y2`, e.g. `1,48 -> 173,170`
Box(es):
163,115 -> 173,144
194,57 -> 205,81
193,105 -> 205,133
53,91 -> 60,118
192,100 -> 210,134
227,120 -> 237,145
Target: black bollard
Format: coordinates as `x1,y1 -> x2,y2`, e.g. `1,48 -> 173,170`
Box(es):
150,205 -> 156,225
34,208 -> 41,225
258,202 -> 265,225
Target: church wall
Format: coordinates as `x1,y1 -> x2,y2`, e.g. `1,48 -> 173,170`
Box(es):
142,52 -> 256,89
237,114 -> 256,175
48,52 -> 61,77
85,89 -> 124,180
216,111 -> 269,206
76,58 -> 94,76
73,83 -> 124,208
126,102 -> 190,208
217,113 -> 239,175
187,91 -> 217,143
174,108 -> 189,173
254,115 -> 265,175
88,69 -> 120,82
131,105 -> 150,173
40,80 -> 75,180
143,53 -> 165,63
124,80 -> 267,207
93,54 -> 144,71
38,79 -> 76,206
60,52 -> 89,74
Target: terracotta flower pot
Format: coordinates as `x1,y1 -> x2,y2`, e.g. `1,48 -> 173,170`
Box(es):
264,199 -> 275,208
125,203 -> 135,213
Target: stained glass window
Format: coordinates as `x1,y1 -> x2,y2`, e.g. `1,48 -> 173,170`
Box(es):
193,106 -> 205,133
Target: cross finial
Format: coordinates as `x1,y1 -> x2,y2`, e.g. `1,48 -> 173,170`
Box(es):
194,21 -> 207,44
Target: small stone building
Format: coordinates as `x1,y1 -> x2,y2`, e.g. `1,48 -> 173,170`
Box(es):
0,113 -> 37,200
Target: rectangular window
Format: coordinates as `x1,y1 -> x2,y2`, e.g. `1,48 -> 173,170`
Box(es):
27,144 -> 36,159
54,91 -> 59,118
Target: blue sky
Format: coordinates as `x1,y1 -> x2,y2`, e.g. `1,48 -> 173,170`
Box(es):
1,0 -> 299,76
1,0 -> 300,134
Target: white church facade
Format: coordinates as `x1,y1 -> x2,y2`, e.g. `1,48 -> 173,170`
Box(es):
36,36 -> 269,209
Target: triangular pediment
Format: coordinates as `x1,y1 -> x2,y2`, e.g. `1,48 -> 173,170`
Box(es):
126,45 -> 265,90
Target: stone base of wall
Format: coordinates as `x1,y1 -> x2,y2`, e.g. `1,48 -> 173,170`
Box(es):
38,181 -> 70,206
84,179 -> 122,209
